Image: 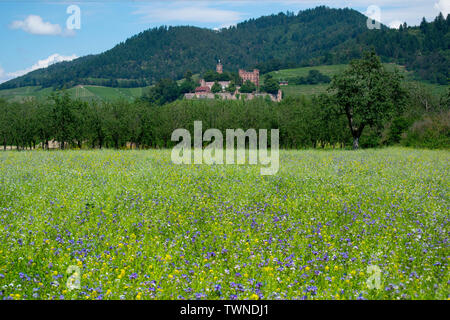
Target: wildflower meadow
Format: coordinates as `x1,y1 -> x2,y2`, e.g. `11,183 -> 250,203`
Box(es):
0,148 -> 448,300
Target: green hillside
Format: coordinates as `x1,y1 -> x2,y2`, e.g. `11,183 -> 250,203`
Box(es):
0,63 -> 447,102
269,64 -> 449,97
0,85 -> 151,102
269,64 -> 348,79
0,7 -> 448,90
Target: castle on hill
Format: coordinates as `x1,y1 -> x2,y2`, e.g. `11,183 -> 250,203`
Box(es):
185,61 -> 281,102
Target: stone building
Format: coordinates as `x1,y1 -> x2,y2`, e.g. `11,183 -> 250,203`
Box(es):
238,68 -> 260,87
186,61 -> 276,101
185,90 -> 282,102
199,79 -> 230,90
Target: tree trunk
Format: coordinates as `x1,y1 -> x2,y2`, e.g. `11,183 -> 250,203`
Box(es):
353,136 -> 359,150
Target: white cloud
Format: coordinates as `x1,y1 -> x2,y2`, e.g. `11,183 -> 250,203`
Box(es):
10,15 -> 75,36
133,3 -> 244,26
434,0 -> 450,16
0,54 -> 78,84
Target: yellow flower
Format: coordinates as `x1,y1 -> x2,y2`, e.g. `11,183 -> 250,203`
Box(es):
250,294 -> 259,300
305,266 -> 310,272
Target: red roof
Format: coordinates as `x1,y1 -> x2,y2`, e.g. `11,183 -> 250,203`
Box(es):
195,86 -> 211,93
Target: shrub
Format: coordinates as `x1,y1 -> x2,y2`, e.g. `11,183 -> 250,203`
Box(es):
402,110 -> 450,149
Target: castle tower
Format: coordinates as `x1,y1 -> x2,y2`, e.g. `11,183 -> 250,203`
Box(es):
239,68 -> 259,87
216,60 -> 223,74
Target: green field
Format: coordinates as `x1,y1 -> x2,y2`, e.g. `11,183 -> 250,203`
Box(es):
269,64 -> 349,80
0,85 -> 151,102
268,64 -> 449,97
0,148 -> 448,300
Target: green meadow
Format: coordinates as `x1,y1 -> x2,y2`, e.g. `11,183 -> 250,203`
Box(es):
0,85 -> 150,103
0,148 -> 448,300
268,64 -> 449,97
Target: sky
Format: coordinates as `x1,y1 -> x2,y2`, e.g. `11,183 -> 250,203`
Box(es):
0,0 -> 449,84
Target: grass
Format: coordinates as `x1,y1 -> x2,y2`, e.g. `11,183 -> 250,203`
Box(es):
268,64 -> 348,80
0,148 -> 448,300
0,86 -> 54,102
281,84 -> 330,97
0,85 -> 151,102
268,63 -> 449,98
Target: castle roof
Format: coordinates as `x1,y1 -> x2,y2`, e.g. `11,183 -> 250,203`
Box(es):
195,86 -> 211,93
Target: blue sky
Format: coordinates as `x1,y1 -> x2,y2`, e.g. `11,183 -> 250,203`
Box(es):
0,0 -> 448,83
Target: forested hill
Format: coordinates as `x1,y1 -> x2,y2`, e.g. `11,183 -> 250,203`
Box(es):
1,6 -> 449,90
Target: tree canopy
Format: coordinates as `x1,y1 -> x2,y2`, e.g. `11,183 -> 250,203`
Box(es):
240,80 -> 256,93
329,50 -> 407,149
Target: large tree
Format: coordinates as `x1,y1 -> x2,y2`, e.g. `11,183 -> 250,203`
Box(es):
329,50 -> 406,149
143,79 -> 180,105
211,81 -> 222,93
50,91 -> 76,149
262,77 -> 280,94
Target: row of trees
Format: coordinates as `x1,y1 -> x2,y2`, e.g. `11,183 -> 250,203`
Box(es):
203,71 -> 242,84
0,52 -> 448,151
288,69 -> 331,85
0,93 -> 352,151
